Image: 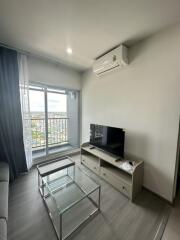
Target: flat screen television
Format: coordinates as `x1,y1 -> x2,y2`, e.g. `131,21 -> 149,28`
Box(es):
90,124 -> 125,158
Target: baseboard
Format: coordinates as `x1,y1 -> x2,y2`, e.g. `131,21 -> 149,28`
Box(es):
142,186 -> 172,240
143,186 -> 173,206
33,148 -> 80,166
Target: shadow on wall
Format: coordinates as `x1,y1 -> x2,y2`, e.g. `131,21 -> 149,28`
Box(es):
129,39 -> 148,64
125,130 -> 173,202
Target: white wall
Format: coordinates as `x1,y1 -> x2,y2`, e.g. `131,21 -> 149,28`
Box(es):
27,56 -> 81,90
81,23 -> 180,202
67,92 -> 80,147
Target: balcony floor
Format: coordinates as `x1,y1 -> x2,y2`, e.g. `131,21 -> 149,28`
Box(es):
32,143 -> 75,159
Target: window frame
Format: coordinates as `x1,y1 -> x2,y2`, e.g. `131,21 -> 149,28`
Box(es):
29,82 -> 80,159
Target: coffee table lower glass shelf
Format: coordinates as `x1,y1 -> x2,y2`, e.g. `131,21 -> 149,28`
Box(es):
38,161 -> 101,240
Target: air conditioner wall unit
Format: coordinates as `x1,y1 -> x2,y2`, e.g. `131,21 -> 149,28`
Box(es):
93,45 -> 128,76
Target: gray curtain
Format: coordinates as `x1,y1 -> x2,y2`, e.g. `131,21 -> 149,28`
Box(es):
0,47 -> 27,180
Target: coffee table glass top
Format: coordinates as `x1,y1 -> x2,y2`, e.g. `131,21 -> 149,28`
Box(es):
38,157 -> 75,177
42,165 -> 99,214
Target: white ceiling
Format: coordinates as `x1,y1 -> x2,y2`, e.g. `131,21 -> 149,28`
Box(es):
0,0 -> 180,71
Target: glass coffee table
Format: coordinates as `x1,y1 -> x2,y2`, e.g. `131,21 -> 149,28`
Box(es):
37,157 -> 101,240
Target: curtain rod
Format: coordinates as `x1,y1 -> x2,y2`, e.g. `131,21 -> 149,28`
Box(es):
0,41 -> 79,71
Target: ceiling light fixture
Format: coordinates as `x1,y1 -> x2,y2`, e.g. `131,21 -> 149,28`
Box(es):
67,47 -> 72,55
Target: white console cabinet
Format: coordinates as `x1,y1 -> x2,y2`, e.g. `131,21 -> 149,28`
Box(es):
81,142 -> 144,201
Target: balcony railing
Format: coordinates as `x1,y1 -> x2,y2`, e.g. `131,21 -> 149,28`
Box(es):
31,117 -> 68,149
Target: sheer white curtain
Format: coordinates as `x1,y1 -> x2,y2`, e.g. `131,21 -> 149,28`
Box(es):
18,54 -> 32,169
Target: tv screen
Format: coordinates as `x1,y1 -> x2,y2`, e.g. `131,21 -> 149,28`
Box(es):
90,124 -> 125,157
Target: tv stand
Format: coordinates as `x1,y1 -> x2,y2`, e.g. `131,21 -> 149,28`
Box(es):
81,142 -> 144,201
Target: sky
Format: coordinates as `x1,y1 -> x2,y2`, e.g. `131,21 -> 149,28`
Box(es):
29,90 -> 67,112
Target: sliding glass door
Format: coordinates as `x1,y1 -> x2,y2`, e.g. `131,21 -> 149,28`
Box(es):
29,85 -> 46,158
29,84 -> 79,159
47,89 -> 68,154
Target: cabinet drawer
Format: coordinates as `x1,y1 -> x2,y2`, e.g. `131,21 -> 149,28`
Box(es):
100,167 -> 131,198
81,156 -> 99,175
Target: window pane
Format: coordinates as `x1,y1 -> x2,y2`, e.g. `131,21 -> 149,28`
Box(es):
48,92 -> 67,116
29,89 -> 46,158
47,92 -> 68,154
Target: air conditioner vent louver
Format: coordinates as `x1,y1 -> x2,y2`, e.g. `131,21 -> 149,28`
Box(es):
97,64 -> 120,75
93,45 -> 128,76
